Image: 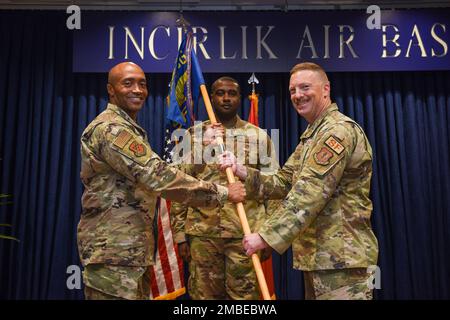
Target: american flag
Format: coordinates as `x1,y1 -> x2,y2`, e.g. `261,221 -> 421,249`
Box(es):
149,196 -> 185,299
149,30 -> 204,300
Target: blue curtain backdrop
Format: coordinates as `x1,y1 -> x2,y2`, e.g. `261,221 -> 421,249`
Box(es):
1,11 -> 449,300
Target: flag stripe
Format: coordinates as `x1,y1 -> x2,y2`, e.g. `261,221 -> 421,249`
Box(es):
156,202 -> 176,293
158,199 -> 174,292
152,251 -> 166,297
149,264 -> 160,298
159,200 -> 183,290
150,198 -> 185,299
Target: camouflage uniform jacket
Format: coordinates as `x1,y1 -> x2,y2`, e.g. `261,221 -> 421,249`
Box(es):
171,116 -> 279,242
78,103 -> 228,267
245,103 -> 379,271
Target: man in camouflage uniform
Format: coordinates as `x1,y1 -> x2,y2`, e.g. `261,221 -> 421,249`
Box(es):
78,63 -> 245,300
222,63 -> 379,300
170,77 -> 278,299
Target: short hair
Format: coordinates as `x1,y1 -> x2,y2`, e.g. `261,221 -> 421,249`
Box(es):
290,62 -> 329,83
211,76 -> 241,94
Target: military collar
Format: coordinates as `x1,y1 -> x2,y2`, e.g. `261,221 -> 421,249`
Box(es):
300,103 -> 339,140
226,115 -> 246,129
204,115 -> 246,129
107,103 -> 147,137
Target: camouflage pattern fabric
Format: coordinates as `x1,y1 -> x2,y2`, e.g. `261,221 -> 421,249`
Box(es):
245,103 -> 379,271
188,236 -> 259,300
83,264 -> 151,300
84,286 -> 125,300
78,103 -> 228,269
171,117 -> 278,241
303,268 -> 373,300
171,117 -> 279,299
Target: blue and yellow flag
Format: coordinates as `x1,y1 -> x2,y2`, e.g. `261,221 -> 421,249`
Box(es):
166,31 -> 205,129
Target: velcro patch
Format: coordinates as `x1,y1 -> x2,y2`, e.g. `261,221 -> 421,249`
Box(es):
325,136 -> 345,155
129,141 -> 147,157
113,130 -> 132,149
313,147 -> 334,166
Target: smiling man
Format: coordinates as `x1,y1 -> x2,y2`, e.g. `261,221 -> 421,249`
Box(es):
106,62 -> 148,120
77,63 -> 246,300
221,63 -> 379,300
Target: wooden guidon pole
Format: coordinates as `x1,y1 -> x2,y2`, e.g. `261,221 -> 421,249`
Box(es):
199,84 -> 271,300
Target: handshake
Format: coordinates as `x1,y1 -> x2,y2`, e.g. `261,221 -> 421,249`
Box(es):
205,123 -> 248,180
205,124 -> 249,203
221,151 -> 248,203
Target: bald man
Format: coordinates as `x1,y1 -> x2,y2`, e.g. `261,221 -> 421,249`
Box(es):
77,62 -> 245,300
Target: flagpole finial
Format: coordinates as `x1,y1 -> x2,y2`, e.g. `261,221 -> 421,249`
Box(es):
248,73 -> 259,94
176,11 -> 190,33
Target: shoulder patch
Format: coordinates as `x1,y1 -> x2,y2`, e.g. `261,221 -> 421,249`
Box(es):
129,140 -> 147,157
325,136 -> 345,155
313,147 -> 334,166
113,130 -> 132,149
111,129 -> 151,166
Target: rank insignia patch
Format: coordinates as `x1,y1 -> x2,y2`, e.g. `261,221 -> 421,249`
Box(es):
325,136 -> 345,155
314,147 -> 334,166
129,141 -> 147,157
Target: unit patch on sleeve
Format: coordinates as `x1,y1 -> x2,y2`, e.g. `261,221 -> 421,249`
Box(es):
129,141 -> 147,157
314,147 -> 334,166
